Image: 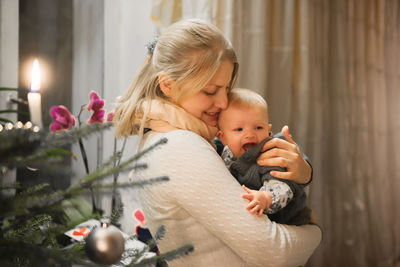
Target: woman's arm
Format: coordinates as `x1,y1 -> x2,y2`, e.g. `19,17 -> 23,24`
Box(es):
151,130 -> 321,266
257,125 -> 312,184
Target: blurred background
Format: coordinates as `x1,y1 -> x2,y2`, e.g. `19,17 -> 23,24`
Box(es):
1,0 -> 399,266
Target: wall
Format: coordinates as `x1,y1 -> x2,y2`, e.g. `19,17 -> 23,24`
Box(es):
102,0 -> 156,232
72,0 -> 157,229
0,0 -> 18,195
18,0 -> 73,190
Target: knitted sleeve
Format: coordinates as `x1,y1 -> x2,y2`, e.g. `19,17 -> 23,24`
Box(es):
140,130 -> 321,267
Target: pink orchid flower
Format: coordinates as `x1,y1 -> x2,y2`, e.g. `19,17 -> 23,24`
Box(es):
87,91 -> 104,112
87,109 -> 105,124
49,105 -> 76,133
106,111 -> 114,122
87,91 -> 106,124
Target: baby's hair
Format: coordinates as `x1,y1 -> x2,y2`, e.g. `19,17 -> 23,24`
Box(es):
228,88 -> 268,110
113,19 -> 239,138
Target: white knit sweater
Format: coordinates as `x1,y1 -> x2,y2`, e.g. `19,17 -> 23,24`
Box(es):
135,130 -> 322,267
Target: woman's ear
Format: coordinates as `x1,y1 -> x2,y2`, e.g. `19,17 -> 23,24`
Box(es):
158,73 -> 174,97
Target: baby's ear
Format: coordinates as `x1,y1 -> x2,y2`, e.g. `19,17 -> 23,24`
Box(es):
216,130 -> 224,142
158,72 -> 174,97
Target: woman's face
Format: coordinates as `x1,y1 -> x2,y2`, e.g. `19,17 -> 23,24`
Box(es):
180,60 -> 234,127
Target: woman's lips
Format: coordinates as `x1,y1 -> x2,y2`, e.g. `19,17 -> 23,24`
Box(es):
204,111 -> 219,120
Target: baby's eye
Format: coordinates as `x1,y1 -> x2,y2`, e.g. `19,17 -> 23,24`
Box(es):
256,126 -> 264,130
234,128 -> 243,132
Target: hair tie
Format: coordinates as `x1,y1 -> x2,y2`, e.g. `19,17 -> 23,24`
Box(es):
146,37 -> 158,54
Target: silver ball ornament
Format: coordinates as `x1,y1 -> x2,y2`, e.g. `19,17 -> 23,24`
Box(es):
85,223 -> 125,265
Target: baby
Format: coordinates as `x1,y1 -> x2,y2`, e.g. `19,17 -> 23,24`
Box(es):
215,88 -> 311,225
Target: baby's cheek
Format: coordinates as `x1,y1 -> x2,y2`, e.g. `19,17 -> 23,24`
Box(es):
231,145 -> 243,159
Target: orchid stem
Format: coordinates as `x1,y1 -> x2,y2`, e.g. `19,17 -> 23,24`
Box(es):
111,137 -> 127,211
77,104 -> 97,212
78,138 -> 89,174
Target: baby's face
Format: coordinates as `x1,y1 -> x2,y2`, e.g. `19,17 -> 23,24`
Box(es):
217,105 -> 271,159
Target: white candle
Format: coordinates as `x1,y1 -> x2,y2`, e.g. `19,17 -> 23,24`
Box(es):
28,59 -> 43,128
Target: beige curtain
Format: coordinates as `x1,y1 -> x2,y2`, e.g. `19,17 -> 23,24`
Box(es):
226,1 -> 400,266
151,0 -> 182,33
152,0 -> 400,266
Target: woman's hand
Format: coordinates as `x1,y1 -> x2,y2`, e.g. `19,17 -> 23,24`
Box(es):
257,125 -> 311,184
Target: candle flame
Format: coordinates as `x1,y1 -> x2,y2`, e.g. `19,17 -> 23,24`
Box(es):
30,59 -> 40,92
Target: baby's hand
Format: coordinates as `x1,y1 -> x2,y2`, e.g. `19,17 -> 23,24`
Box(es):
241,185 -> 271,217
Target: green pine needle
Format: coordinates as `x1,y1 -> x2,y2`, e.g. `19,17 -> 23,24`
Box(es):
129,244 -> 194,267
0,111 -> 184,266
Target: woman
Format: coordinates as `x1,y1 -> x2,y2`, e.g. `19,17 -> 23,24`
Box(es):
114,19 -> 321,267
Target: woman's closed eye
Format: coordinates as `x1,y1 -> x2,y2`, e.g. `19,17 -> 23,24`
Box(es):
202,85 -> 227,96
202,86 -> 219,96
203,89 -> 217,96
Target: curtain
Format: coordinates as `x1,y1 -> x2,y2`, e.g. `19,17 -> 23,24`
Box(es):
151,0 -> 400,265
227,1 -> 400,266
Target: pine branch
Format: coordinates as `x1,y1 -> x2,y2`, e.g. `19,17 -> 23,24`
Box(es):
0,109 -> 29,116
128,244 -> 194,267
0,112 -> 184,266
17,182 -> 49,197
25,190 -> 65,209
1,156 -> 69,176
145,225 -> 166,254
0,117 -> 13,124
121,247 -> 147,266
0,128 -> 44,166
4,214 -> 52,241
112,138 -> 127,211
0,181 -> 20,191
26,147 -> 72,163
0,124 -> 112,176
109,202 -> 124,226
154,225 -> 166,242
0,128 -> 72,176
90,149 -> 123,175
0,87 -> 30,93
67,138 -> 167,194
0,239 -> 73,267
1,175 -> 166,224
44,123 -> 113,148
1,190 -> 65,222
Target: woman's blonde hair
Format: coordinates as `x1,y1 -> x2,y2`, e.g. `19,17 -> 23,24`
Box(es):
113,19 -> 238,138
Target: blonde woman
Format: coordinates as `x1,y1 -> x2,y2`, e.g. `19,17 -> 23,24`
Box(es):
114,19 -> 321,267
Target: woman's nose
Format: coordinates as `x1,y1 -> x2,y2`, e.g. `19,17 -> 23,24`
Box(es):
214,87 -> 228,110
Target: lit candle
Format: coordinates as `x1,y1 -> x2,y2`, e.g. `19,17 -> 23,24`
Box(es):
27,59 -> 43,128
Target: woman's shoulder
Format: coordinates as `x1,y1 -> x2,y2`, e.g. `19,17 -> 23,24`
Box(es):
142,130 -> 219,168
147,129 -> 212,148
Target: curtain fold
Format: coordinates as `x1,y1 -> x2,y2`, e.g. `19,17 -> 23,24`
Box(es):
150,1 -> 400,265
227,0 -> 400,266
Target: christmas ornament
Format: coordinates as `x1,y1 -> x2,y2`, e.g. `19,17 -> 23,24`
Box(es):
85,222 -> 125,265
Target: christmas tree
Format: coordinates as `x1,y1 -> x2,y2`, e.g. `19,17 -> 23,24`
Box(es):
0,88 -> 193,266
